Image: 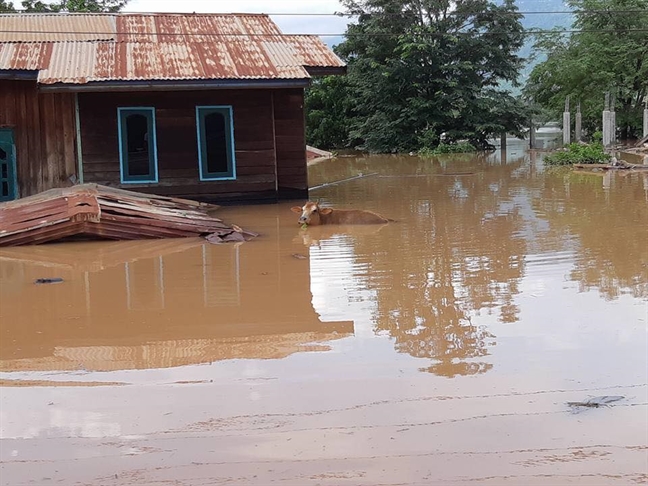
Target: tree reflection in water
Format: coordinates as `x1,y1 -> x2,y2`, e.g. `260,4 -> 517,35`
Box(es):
310,153 -> 530,377
307,151 -> 646,377
535,170 -> 648,300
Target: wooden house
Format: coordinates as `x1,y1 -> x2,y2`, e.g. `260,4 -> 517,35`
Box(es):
0,13 -> 345,203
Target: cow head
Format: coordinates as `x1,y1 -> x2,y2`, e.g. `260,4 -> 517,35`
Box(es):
291,201 -> 332,225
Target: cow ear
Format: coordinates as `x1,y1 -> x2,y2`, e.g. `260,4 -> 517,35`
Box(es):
319,207 -> 333,215
291,206 -> 303,214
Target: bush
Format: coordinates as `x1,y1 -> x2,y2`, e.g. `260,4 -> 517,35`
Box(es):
419,141 -> 477,156
544,143 -> 611,166
591,131 -> 603,143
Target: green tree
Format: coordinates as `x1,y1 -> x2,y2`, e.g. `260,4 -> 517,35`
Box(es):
306,76 -> 356,150
525,0 -> 648,139
7,0 -> 128,12
306,0 -> 528,152
0,0 -> 16,11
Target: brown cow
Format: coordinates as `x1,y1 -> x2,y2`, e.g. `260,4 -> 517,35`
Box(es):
291,201 -> 390,226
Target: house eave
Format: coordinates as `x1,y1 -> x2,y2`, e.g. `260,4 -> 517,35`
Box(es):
305,66 -> 347,76
38,78 -> 312,92
0,70 -> 38,81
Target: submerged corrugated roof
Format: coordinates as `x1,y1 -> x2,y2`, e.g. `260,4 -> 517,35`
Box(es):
0,13 -> 345,85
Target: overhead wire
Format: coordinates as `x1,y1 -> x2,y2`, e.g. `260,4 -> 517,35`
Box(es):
0,8 -> 646,37
6,9 -> 639,16
260,9 -> 648,16
0,29 -> 646,37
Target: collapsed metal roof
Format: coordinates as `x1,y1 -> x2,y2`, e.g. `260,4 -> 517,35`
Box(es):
0,13 -> 346,85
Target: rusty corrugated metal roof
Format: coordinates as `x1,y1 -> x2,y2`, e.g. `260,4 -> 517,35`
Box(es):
115,13 -> 284,43
0,13 -> 115,42
37,40 -> 312,83
0,13 -> 345,85
0,43 -> 51,70
0,184 -> 257,246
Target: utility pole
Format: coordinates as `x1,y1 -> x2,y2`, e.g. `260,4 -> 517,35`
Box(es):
602,92 -> 612,147
575,103 -> 582,142
563,96 -> 571,145
529,120 -> 536,150
611,91 -> 616,145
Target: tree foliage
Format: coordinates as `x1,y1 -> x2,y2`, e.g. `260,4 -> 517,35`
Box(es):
306,76 -> 357,150
525,0 -> 648,139
0,0 -> 16,11
306,0 -> 528,152
0,0 -> 127,12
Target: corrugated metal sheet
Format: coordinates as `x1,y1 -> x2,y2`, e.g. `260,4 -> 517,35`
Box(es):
37,40 -> 312,83
0,14 -> 115,42
115,14 -> 284,43
0,43 -> 51,70
0,13 -> 345,85
279,35 -> 345,68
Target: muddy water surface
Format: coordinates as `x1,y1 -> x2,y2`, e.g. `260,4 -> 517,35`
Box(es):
1,147 -> 647,485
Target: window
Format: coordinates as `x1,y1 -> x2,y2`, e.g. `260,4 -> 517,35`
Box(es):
196,106 -> 236,180
118,107 -> 158,183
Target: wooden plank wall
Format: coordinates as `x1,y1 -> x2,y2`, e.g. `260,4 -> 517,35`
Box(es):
273,89 -> 308,199
0,80 -> 77,198
79,89 -> 279,202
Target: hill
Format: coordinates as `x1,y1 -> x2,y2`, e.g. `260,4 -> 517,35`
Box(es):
507,0 -> 575,90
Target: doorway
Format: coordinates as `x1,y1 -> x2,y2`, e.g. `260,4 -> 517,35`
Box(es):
0,129 -> 17,201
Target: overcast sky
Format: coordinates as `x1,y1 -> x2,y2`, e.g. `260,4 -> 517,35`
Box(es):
124,0 -> 351,41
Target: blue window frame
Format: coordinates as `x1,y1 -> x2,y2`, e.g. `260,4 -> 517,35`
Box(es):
117,107 -> 158,184
196,106 -> 236,181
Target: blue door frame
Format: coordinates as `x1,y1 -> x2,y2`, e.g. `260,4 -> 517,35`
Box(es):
0,129 -> 18,202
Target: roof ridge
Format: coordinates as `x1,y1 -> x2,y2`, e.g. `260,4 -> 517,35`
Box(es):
0,12 -> 116,16
0,12 -> 272,17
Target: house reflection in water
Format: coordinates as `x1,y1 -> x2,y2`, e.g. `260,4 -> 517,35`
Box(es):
0,237 -> 354,373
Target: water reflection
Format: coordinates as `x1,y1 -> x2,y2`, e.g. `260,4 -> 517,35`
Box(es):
534,169 -> 648,300
1,145 -> 646,379
306,153 -> 531,376
0,237 -> 353,373
303,146 -> 647,375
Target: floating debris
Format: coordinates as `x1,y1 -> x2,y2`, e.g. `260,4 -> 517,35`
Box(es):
0,184 -> 257,246
34,278 -> 64,284
306,145 -> 334,164
205,228 -> 258,245
567,395 -> 624,409
574,162 -> 648,171
291,253 -> 308,260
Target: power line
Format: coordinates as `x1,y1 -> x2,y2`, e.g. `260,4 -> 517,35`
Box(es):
265,9 -> 648,16
1,8 -> 647,16
1,28 -> 647,37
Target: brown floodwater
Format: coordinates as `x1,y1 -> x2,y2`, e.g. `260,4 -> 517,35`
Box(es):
1,144 -> 647,485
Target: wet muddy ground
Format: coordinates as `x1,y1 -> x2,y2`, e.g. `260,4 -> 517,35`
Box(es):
1,145 -> 647,485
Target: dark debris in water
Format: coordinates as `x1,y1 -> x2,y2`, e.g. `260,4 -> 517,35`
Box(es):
34,278 -> 64,284
567,395 -> 624,409
204,226 -> 259,245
